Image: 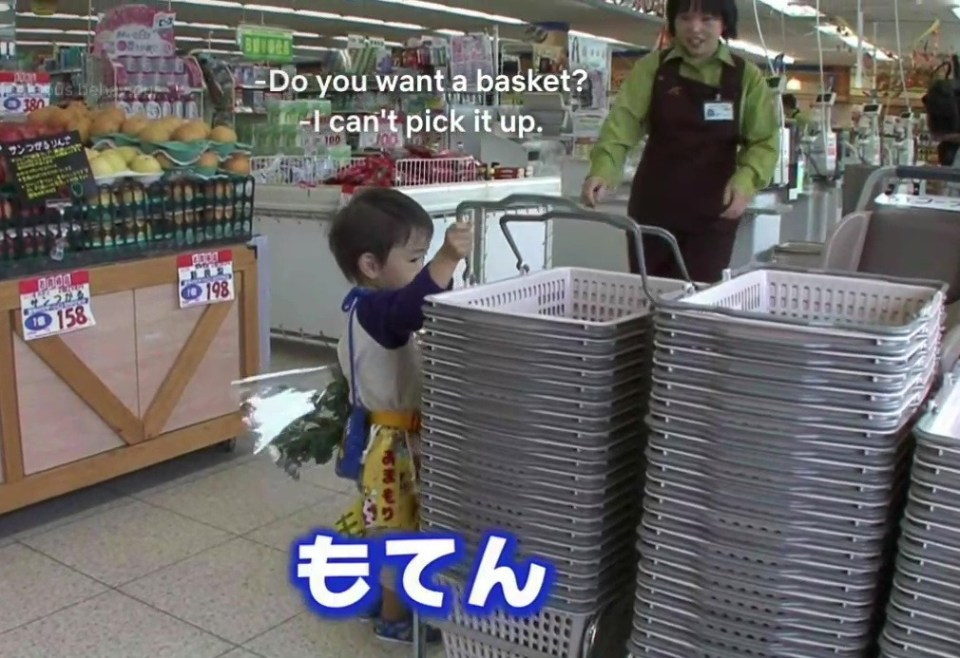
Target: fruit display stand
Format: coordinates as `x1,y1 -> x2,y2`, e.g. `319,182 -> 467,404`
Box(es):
0,170 -> 260,514
251,153 -> 561,344
14,103 -> 252,183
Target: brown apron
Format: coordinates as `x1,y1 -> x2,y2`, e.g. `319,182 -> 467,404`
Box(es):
626,49 -> 745,283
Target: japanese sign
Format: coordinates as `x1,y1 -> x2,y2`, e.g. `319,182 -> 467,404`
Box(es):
0,71 -> 51,114
19,270 -> 96,341
290,531 -> 555,618
0,131 -> 95,204
93,5 -> 176,58
177,250 -> 235,309
237,25 -> 294,63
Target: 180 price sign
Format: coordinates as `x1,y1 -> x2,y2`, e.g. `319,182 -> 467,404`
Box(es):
177,250 -> 235,309
19,270 -> 96,341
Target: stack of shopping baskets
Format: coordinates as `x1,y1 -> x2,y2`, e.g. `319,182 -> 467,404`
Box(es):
419,265 -> 690,658
629,266 -> 945,658
879,361 -> 960,657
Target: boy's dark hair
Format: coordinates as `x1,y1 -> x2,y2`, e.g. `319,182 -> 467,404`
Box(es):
329,187 -> 434,282
666,0 -> 738,40
782,94 -> 798,111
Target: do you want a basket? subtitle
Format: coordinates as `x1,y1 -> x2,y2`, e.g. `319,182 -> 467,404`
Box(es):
270,68 -> 589,139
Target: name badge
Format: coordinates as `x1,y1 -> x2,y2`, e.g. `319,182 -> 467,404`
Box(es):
704,101 -> 734,121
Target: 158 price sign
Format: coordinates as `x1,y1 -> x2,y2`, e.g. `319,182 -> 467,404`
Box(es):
177,250 -> 235,309
19,270 -> 96,341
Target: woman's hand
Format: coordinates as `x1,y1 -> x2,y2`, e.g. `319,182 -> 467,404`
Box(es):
720,183 -> 750,220
581,177 -> 608,207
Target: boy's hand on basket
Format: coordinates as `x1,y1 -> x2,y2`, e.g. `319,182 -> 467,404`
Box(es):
430,221 -> 473,287
439,222 -> 473,261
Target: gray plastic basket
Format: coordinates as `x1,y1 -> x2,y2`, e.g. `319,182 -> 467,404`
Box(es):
628,266 -> 940,658
878,364 -> 960,657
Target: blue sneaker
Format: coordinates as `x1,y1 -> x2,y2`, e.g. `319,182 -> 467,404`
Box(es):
374,617 -> 442,644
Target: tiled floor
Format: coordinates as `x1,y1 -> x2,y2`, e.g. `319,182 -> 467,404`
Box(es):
0,342 -> 441,658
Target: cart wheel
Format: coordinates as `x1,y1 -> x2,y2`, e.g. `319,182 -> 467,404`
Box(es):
218,438 -> 237,453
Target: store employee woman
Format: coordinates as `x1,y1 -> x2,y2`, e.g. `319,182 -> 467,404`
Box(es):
582,0 -> 780,282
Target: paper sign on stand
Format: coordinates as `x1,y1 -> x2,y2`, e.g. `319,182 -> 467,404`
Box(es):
177,250 -> 235,308
19,270 -> 95,341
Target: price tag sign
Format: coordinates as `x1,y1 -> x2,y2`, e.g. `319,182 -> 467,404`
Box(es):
358,124 -> 403,151
19,270 -> 96,341
177,250 -> 235,308
0,71 -> 51,115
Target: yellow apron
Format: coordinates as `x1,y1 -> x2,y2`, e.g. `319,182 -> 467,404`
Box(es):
334,411 -> 422,537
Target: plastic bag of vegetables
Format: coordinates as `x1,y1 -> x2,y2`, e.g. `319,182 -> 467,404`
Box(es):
234,365 -> 349,480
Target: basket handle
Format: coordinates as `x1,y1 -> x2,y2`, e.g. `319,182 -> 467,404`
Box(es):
498,209 -> 693,301
856,165 -> 960,211
455,194 -> 581,219
459,195 -> 583,285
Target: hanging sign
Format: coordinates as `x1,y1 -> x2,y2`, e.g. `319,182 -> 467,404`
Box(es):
19,270 -> 96,341
0,71 -> 51,114
237,25 -> 294,63
93,5 -> 176,57
177,250 -> 235,308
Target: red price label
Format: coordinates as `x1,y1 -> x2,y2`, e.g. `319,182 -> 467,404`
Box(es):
23,97 -> 46,112
319,132 -> 344,146
18,269 -> 96,341
57,305 -> 90,330
377,132 -> 400,148
177,250 -> 235,308
206,280 -> 231,299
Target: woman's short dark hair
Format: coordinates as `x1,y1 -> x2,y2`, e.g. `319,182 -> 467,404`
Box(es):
666,0 -> 738,40
329,187 -> 434,282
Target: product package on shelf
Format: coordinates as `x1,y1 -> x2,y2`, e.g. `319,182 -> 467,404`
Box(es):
234,365 -> 347,480
0,174 -> 256,276
251,146 -> 483,188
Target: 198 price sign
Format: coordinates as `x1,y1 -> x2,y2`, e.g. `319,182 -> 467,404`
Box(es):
177,250 -> 235,309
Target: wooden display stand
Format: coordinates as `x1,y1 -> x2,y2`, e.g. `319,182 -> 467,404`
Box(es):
0,244 -> 259,514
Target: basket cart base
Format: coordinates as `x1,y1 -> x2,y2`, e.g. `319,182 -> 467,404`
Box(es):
413,584 -> 634,658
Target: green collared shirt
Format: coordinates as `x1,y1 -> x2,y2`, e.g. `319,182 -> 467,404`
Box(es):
589,44 -> 780,198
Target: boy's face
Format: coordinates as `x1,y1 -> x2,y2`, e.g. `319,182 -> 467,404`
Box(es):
362,228 -> 431,289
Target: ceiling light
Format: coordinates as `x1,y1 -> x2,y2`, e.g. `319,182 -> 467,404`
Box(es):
433,29 -> 464,36
16,12 -> 91,20
178,36 -> 236,45
816,25 -> 894,61
367,0 -> 525,25
329,35 -> 404,48
17,40 -> 87,46
755,0 -> 821,18
177,21 -> 230,30
953,7 -> 960,20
